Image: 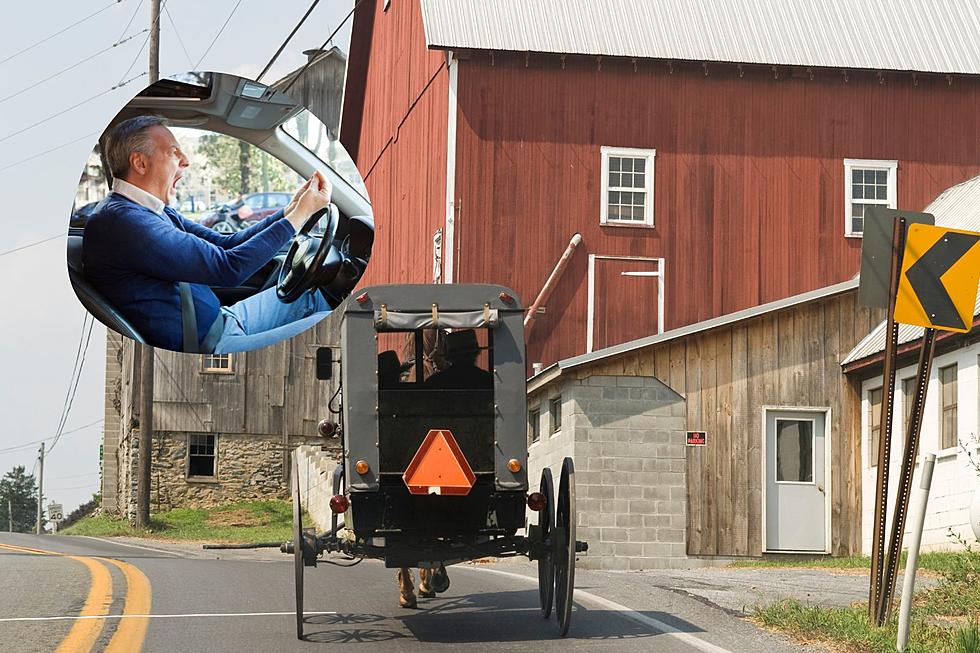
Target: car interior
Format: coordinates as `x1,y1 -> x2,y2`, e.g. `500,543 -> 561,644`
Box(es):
67,72 -> 374,348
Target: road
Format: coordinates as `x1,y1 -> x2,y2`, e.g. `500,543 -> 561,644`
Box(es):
0,532 -> 807,653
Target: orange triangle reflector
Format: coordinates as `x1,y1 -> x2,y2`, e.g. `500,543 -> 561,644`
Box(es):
403,429 -> 476,496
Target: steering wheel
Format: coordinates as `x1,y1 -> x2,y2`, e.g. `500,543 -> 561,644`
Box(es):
276,203 -> 341,303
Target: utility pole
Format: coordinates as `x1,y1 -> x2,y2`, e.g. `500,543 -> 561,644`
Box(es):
7,498 -> 12,533
136,0 -> 161,529
36,443 -> 44,535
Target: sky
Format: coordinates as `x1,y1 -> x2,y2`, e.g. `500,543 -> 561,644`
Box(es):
0,0 -> 355,516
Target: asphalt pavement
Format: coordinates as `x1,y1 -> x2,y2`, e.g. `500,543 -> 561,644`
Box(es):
0,532 -> 818,653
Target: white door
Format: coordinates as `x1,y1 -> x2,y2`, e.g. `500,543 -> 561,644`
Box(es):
765,410 -> 827,552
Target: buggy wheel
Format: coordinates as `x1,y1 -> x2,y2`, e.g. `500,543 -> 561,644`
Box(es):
292,456 -> 305,640
554,457 -> 576,637
537,467 -> 556,618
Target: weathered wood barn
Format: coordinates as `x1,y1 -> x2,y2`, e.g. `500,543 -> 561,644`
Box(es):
340,0 -> 980,370
527,280 -> 883,566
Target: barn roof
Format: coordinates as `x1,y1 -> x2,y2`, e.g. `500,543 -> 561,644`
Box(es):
841,174 -> 980,368
421,0 -> 980,75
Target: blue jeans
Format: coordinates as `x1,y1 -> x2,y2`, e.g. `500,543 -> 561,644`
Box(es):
212,287 -> 331,354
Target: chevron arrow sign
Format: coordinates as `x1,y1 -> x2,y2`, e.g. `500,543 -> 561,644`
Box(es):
894,224 -> 980,332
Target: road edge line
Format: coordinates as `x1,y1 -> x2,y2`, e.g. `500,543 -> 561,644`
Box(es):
461,565 -> 733,653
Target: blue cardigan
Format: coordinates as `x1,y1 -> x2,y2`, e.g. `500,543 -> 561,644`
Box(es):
83,193 -> 295,351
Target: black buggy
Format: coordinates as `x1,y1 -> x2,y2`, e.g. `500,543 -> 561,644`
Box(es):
283,284 -> 586,638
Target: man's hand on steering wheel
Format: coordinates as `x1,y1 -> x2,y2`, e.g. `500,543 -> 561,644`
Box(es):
285,171 -> 332,231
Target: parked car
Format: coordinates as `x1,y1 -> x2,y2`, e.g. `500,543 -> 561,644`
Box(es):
199,192 -> 293,233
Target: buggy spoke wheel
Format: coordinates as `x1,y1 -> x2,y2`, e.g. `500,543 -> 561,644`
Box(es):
292,456 -> 305,640
554,457 -> 576,637
538,467 -> 556,618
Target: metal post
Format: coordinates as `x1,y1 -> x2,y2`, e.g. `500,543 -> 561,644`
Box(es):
879,328 -> 937,623
7,498 -> 12,532
36,443 -> 44,535
897,453 -> 937,651
869,217 -> 906,621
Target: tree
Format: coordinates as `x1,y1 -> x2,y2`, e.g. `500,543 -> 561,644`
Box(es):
196,133 -> 295,199
0,466 -> 41,533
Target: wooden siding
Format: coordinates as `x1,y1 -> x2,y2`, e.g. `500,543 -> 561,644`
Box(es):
577,289 -> 883,557
450,53 -> 980,367
341,0 -> 450,288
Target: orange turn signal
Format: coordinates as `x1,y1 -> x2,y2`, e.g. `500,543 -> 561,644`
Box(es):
355,460 -> 370,475
507,458 -> 522,473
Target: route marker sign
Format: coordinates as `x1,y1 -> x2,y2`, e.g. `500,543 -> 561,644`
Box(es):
894,224 -> 980,332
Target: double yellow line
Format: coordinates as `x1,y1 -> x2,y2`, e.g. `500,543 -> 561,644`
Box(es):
0,542 -> 151,653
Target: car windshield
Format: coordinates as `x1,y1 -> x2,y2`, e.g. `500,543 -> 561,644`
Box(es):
281,109 -> 369,204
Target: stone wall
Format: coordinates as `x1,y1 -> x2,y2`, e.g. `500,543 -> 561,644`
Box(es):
115,429 -> 340,517
528,374 -> 691,570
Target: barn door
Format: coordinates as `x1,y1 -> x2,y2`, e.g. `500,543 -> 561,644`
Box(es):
588,256 -> 663,352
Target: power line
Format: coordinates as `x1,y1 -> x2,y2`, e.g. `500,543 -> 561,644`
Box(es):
0,73 -> 146,146
49,315 -> 96,454
47,471 -> 100,482
46,481 -> 101,492
117,0 -> 145,42
256,0 -> 322,82
164,5 -> 193,69
0,132 -> 101,174
0,233 -> 65,258
195,0 -> 245,70
0,31 -> 147,106
0,420 -> 105,455
0,1 -> 123,67
282,0 -> 367,94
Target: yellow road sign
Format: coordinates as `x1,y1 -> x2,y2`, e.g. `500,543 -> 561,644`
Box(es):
894,223 -> 980,333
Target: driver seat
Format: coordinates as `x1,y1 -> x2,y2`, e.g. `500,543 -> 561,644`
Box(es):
67,232 -> 147,344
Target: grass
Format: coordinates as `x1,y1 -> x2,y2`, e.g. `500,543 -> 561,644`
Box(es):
752,544 -> 980,652
729,551 -> 965,574
61,500 -> 299,543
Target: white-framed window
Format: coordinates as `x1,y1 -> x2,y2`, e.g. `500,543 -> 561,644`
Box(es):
600,146 -> 655,227
940,364 -> 958,450
202,354 -> 233,374
187,434 -> 217,479
868,387 -> 882,468
843,159 -> 898,237
549,396 -> 562,435
528,407 -> 540,445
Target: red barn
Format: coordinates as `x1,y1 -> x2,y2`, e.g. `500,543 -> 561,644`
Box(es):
341,0 -> 980,368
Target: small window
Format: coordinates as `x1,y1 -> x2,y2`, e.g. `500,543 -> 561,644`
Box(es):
940,364 -> 958,450
188,434 -> 217,478
202,354 -> 233,374
549,396 -> 562,435
902,376 -> 917,442
528,408 -> 540,444
775,419 -> 814,483
600,146 -> 655,227
843,159 -> 897,236
869,387 -> 883,467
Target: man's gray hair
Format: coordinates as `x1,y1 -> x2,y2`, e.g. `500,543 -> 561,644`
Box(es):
104,115 -> 169,179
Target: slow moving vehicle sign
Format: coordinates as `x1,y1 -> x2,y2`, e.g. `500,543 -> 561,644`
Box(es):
894,224 -> 980,332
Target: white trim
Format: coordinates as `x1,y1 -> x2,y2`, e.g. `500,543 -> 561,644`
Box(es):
760,406 -> 833,554
586,255 -> 664,353
443,51 -> 459,283
600,146 -> 656,228
843,158 -> 898,237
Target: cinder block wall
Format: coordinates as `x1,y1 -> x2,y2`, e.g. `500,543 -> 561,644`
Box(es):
528,374 -> 689,570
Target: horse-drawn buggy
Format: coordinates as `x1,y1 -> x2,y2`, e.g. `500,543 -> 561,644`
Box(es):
282,283 -> 586,638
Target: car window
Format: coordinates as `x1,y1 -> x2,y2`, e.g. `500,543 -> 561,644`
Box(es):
270,193 -> 290,208
245,195 -> 264,209
281,110 -> 370,204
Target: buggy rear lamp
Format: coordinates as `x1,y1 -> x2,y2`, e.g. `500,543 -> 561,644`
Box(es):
317,419 -> 337,438
526,492 -> 547,511
507,459 -> 522,473
329,494 -> 349,514
498,292 -> 515,304
355,292 -> 370,304
355,460 -> 370,475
